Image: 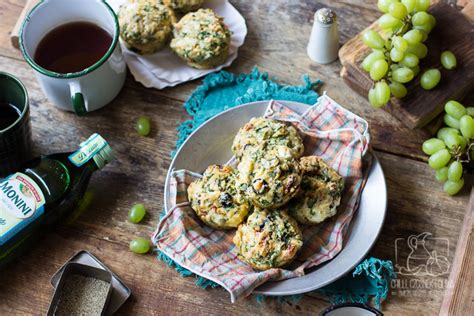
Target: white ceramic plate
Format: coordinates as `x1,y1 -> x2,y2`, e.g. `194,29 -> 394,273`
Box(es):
164,100 -> 387,296
106,0 -> 247,89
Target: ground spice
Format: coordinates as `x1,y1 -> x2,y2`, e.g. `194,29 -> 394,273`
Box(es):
55,274 -> 109,316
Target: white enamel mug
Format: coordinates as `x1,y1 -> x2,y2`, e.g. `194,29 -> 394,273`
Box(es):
20,0 -> 126,115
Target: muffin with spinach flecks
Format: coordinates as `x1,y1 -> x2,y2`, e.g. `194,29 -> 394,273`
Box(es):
170,8 -> 231,69
288,156 -> 344,225
187,165 -> 250,229
232,117 -> 304,160
118,0 -> 175,54
237,148 -> 302,209
233,208 -> 303,270
162,0 -> 203,13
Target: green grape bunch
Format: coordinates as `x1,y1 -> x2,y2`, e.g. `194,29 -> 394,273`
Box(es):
422,101 -> 474,196
360,0 -> 457,108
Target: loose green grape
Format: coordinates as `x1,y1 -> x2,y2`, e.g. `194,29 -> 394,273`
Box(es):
467,107 -> 474,117
130,237 -> 150,254
440,51 -> 457,70
401,53 -> 419,68
435,167 -> 449,182
428,149 -> 451,169
459,115 -> 474,139
403,29 -> 423,45
392,36 -> 408,52
378,0 -> 397,13
129,203 -> 147,223
362,50 -> 385,72
444,114 -> 460,129
402,0 -> 417,12
447,161 -> 463,182
392,67 -> 414,83
375,81 -> 391,105
444,178 -> 464,196
412,11 -> 430,26
362,30 -> 385,49
379,14 -> 403,29
411,65 -> 420,76
368,88 -> 384,108
389,2 -> 408,19
370,59 -> 389,81
390,48 -> 405,62
406,43 -> 428,59
415,0 -> 430,12
445,100 -> 467,119
420,69 -> 441,90
389,81 -> 407,98
437,127 -> 459,142
136,116 -> 151,136
422,138 -> 446,155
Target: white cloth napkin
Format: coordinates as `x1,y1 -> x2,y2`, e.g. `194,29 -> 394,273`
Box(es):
106,0 -> 247,89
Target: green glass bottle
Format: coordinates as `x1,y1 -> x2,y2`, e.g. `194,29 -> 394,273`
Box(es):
0,133 -> 114,269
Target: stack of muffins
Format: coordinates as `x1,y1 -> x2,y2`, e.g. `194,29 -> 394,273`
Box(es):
187,117 -> 345,270
117,0 -> 231,69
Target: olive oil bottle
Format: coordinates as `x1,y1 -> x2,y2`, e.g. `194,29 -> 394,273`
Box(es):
0,133 -> 114,269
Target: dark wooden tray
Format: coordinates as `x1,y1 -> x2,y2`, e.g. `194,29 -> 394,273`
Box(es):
339,2 -> 474,129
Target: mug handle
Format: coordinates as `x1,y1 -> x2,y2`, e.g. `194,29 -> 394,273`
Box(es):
69,81 -> 87,116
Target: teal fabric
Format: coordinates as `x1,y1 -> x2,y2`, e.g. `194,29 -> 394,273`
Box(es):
158,67 -> 395,308
174,67 -> 321,155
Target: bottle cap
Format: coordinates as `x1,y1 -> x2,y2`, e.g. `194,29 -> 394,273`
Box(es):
68,134 -> 114,169
316,8 -> 336,25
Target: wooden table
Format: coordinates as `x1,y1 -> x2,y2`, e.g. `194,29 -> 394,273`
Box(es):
0,1 -> 472,315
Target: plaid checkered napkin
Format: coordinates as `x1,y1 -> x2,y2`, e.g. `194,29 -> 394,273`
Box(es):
152,95 -> 371,302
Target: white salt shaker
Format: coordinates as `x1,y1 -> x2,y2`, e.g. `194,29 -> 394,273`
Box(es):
307,8 -> 339,64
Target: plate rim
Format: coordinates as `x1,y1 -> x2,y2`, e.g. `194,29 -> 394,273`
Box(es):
163,100 -> 387,296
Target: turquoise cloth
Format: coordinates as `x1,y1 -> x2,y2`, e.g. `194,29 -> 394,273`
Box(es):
159,67 -> 395,308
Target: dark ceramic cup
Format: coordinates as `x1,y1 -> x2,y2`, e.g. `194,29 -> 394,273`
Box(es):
0,72 -> 32,176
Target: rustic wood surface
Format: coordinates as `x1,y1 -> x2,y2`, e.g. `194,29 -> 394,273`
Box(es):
339,2 -> 474,129
439,187 -> 474,316
0,1 -> 472,315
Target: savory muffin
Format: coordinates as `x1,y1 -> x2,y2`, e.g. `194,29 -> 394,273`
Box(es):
288,156 -> 344,225
162,0 -> 203,13
232,117 -> 304,160
170,8 -> 231,69
233,208 -> 303,270
187,165 -> 250,229
118,0 -> 174,54
237,149 -> 302,209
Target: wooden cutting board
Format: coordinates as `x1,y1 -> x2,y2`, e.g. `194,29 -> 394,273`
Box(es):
339,2 -> 474,129
10,0 -> 39,49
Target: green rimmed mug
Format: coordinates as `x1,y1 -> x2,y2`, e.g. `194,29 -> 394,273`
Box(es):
19,0 -> 126,115
0,72 -> 32,176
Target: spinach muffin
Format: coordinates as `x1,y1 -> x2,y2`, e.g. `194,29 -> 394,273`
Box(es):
232,117 -> 304,160
288,156 -> 344,225
118,0 -> 175,54
170,8 -> 231,69
237,149 -> 302,209
188,165 -> 250,229
233,208 -> 303,270
162,0 -> 203,13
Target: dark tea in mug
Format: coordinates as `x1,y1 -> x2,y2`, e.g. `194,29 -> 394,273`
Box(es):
0,103 -> 21,130
34,21 -> 113,73
0,72 -> 32,176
